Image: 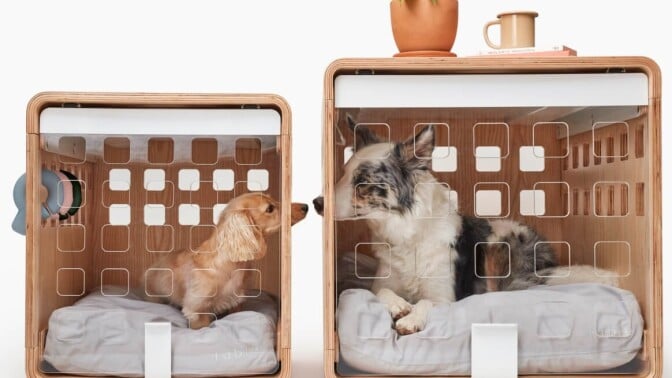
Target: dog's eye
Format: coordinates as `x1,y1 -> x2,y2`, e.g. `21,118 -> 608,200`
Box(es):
266,204 -> 275,213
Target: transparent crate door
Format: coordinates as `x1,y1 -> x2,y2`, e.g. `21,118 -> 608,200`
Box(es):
332,72 -> 651,376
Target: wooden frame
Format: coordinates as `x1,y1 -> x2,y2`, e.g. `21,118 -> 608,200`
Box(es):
25,92 -> 293,378
322,57 -> 662,378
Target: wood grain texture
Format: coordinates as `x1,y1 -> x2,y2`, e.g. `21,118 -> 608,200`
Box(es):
25,93 -> 292,378
322,57 -> 662,378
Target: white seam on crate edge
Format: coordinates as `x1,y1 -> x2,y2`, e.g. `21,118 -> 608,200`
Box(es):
40,108 -> 281,135
335,73 -> 648,108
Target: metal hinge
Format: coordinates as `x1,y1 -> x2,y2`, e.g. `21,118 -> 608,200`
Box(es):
355,69 -> 375,75
241,104 -> 261,109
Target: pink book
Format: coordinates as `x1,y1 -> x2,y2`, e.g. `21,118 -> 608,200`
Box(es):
469,45 -> 577,57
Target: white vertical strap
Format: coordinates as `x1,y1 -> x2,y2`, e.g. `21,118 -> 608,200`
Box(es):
471,324 -> 518,378
145,322 -> 171,378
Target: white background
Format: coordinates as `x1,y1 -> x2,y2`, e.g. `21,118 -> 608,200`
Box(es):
0,1 -> 668,377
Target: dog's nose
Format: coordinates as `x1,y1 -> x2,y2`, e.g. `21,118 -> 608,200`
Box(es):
313,197 -> 324,214
301,204 -> 309,213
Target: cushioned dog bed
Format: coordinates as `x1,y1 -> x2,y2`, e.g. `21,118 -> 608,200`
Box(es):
43,286 -> 278,377
335,252 -> 643,375
337,285 -> 643,375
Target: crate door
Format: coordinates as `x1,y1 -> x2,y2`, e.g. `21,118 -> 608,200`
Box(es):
330,72 -> 652,376
37,106 -> 284,376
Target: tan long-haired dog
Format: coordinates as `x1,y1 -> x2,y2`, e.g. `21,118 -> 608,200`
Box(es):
145,193 -> 308,329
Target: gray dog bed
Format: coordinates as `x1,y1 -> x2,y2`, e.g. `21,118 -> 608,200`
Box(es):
337,285 -> 643,375
43,286 -> 278,377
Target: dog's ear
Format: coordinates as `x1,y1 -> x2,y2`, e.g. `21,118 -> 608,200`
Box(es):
396,125 -> 435,169
216,210 -> 267,262
346,113 -> 380,151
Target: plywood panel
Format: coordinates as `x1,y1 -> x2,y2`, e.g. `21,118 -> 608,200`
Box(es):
35,152 -> 96,334
562,111 -> 650,329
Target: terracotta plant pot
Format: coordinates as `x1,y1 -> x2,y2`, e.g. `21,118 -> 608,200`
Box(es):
390,0 -> 459,56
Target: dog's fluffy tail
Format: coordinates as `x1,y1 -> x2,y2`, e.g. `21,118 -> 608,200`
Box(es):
507,265 -> 619,291
539,265 -> 619,287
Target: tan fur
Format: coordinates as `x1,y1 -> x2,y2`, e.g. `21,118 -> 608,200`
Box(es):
145,193 -> 308,329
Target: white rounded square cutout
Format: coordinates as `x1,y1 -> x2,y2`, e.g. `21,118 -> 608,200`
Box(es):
247,169 -> 269,191
520,190 -> 546,216
475,146 -> 501,172
109,204 -> 131,225
144,169 -> 165,191
144,205 -> 166,226
519,146 -> 545,172
212,204 -> 227,224
179,204 -> 200,225
108,169 -> 131,191
475,190 -> 502,217
212,169 -> 234,191
179,169 -> 200,191
432,146 -> 457,172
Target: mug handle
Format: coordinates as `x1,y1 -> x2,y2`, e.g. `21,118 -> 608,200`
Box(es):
483,20 -> 501,49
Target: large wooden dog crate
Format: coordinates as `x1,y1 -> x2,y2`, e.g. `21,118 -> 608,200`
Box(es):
25,93 -> 293,377
322,58 -> 662,377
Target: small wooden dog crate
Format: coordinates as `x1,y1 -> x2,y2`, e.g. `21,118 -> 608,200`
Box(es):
25,93 -> 293,377
322,58 -> 661,377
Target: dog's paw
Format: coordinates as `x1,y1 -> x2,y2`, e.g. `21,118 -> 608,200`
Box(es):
377,289 -> 412,321
390,302 -> 412,321
185,313 -> 214,330
395,313 -> 426,335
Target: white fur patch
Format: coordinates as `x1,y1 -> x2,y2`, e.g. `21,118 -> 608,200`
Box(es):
367,172 -> 461,305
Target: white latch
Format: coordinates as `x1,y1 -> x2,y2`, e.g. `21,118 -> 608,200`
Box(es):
145,322 -> 172,378
471,323 -> 518,378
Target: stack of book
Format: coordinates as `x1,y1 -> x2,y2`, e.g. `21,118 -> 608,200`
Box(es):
469,45 -> 577,57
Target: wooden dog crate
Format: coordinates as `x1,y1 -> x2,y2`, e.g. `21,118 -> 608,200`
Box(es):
322,58 -> 662,377
25,93 -> 293,377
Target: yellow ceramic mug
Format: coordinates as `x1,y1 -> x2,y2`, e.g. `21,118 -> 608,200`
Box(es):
484,11 -> 538,49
